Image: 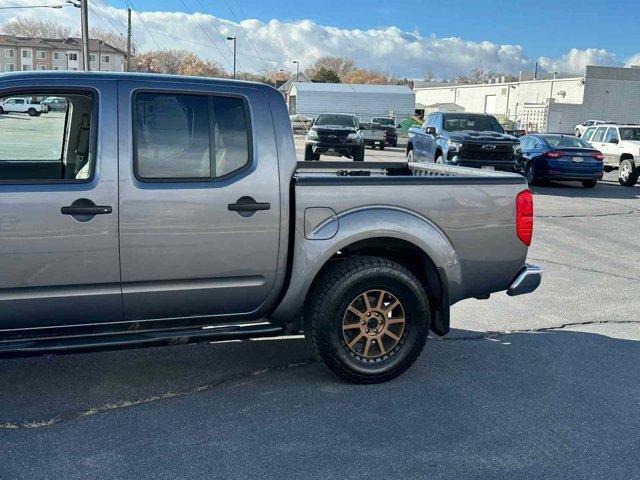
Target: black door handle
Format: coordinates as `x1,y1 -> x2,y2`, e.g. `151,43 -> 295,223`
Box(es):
61,198 -> 112,222
228,196 -> 270,217
61,206 -> 112,215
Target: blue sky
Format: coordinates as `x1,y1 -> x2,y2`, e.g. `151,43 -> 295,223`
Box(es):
2,0 -> 639,77
121,0 -> 640,60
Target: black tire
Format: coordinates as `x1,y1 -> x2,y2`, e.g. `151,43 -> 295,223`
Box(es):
27,108 -> 38,117
379,142 -> 385,151
0,106 -> 4,114
406,148 -> 414,162
353,146 -> 365,162
392,140 -> 398,147
525,162 -> 537,185
581,179 -> 597,188
304,144 -> 319,161
618,159 -> 639,187
305,256 -> 430,384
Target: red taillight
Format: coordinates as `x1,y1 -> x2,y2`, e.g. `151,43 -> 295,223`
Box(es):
516,189 -> 534,246
543,150 -> 564,159
593,152 -> 604,161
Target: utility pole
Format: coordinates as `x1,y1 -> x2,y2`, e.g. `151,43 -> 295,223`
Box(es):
226,36 -> 236,79
80,0 -> 90,71
126,8 -> 132,72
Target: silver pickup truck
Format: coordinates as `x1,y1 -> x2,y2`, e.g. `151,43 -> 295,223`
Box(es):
0,72 -> 541,383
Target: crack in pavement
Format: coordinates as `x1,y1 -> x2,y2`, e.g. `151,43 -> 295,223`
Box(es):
437,319 -> 639,341
529,257 -> 640,282
0,360 -> 313,431
536,208 -> 639,219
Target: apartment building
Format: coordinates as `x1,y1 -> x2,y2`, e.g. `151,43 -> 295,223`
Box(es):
0,35 -> 125,73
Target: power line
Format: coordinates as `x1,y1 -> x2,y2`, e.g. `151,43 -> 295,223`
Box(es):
126,0 -> 161,50
219,0 -> 274,73
178,0 -> 235,71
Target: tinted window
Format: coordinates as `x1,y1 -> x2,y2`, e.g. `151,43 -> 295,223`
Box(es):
604,128 -> 619,143
134,93 -> 250,180
591,127 -> 607,142
519,137 -> 533,149
314,114 -> 357,128
442,114 -> 504,133
543,135 -> 593,149
0,92 -> 94,182
619,128 -> 640,141
373,118 -> 394,126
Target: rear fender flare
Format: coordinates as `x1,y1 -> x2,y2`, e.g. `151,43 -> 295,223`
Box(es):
269,206 -> 462,324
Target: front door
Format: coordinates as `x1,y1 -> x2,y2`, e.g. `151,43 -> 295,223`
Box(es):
602,127 -> 620,166
117,80 -> 281,321
0,82 -> 121,329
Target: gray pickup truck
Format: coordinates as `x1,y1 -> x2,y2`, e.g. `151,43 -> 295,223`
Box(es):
0,72 -> 541,383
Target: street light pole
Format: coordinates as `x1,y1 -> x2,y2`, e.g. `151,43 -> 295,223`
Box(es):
293,60 -> 299,82
226,37 -> 236,79
67,0 -> 90,71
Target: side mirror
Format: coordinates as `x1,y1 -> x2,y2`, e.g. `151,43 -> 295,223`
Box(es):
611,138 -> 619,144
425,126 -> 437,135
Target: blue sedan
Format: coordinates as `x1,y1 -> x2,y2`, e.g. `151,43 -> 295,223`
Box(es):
519,134 -> 604,188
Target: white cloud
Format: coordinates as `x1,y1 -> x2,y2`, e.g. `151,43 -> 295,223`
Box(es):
537,48 -> 621,74
1,2 -> 638,79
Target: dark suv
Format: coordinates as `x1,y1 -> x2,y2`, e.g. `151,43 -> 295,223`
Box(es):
371,117 -> 398,147
407,112 -> 521,172
304,113 -> 365,161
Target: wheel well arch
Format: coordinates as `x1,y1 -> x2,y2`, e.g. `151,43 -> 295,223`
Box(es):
620,153 -> 635,164
307,237 -> 449,335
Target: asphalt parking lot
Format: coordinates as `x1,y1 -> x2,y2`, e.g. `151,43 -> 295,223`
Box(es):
1,143 -> 639,479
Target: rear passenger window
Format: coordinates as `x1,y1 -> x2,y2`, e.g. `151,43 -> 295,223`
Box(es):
134,92 -> 250,180
0,92 -> 94,183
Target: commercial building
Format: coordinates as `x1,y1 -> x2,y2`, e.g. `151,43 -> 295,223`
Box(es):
414,66 -> 640,133
0,35 -> 125,72
282,82 -> 416,122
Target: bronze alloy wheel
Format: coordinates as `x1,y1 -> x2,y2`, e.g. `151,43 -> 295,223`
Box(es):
342,289 -> 406,359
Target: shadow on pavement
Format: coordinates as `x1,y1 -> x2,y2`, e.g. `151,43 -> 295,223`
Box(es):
532,179 -> 640,200
1,326 -> 639,479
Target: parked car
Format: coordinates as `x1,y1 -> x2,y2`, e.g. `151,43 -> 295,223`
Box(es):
371,117 -> 398,147
359,121 -> 386,150
304,113 -> 365,161
0,72 -> 541,384
519,134 -> 604,188
407,112 -> 522,172
41,96 -> 69,112
0,97 -> 48,116
574,120 -> 606,137
582,123 -> 640,186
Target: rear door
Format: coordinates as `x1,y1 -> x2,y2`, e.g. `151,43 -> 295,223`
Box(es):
0,80 -> 121,329
117,80 -> 281,321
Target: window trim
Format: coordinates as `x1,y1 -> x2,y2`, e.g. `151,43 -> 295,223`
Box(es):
131,88 -> 254,184
0,87 -> 99,186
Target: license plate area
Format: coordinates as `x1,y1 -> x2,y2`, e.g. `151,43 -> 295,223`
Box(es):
481,165 -> 495,170
572,156 -> 583,162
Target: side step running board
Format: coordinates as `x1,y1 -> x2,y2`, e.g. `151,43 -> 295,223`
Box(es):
0,322 -> 286,357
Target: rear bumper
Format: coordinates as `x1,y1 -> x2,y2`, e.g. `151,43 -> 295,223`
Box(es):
507,264 -> 542,296
541,171 -> 604,181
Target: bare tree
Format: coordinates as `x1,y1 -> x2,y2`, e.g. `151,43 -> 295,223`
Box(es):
179,53 -> 226,78
89,27 -> 127,52
151,49 -> 189,74
2,18 -> 71,38
305,56 -> 355,78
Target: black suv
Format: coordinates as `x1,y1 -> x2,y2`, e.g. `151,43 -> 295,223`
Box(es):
304,113 -> 365,161
407,112 -> 522,172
